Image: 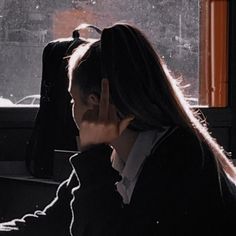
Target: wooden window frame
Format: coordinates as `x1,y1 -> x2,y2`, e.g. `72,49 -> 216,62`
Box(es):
199,0 -> 236,160
199,0 -> 229,107
0,0 -> 235,159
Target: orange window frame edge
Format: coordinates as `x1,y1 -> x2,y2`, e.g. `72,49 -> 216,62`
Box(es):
199,0 -> 229,107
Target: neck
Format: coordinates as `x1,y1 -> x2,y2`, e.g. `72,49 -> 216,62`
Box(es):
110,129 -> 139,163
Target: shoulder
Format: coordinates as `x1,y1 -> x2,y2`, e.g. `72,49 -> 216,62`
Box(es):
152,127 -> 234,190
150,126 -> 218,178
156,126 -> 205,159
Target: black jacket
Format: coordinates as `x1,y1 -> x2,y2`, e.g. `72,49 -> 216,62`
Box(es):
1,127 -> 236,235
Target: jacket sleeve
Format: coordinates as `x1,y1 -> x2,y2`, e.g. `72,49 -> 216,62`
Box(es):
0,144 -> 153,236
69,144 -> 161,236
0,170 -> 79,236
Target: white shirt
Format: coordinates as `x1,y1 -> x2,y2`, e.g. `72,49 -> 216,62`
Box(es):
112,128 -> 169,204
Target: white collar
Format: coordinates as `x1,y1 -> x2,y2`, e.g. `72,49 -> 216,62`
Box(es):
113,128 -> 169,180
122,130 -> 159,180
113,128 -> 170,204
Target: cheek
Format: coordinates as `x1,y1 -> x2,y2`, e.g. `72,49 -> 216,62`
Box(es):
72,101 -> 89,127
72,104 -> 80,127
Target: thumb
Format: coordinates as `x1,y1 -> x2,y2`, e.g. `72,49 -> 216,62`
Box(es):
119,115 -> 135,134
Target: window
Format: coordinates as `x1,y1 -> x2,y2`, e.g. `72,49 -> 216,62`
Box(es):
199,0 -> 228,107
0,0 -> 229,107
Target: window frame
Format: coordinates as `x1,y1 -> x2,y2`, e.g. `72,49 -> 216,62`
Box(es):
200,0 -> 236,159
199,0 -> 229,107
0,0 -> 235,159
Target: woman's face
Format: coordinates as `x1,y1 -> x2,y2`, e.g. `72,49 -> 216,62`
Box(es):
69,82 -> 93,129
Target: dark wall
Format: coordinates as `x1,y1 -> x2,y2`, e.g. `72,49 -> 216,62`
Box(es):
229,0 -> 236,160
0,107 -> 38,162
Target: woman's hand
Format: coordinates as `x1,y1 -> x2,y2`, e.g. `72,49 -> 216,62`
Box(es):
79,79 -> 134,151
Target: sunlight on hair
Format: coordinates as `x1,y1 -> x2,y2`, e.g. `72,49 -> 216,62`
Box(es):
162,63 -> 236,184
68,39 -> 98,91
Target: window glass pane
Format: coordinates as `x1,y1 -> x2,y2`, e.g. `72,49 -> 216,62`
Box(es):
0,0 -> 200,107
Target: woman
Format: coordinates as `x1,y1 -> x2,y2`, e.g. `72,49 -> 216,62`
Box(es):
67,23 -> 236,235
65,24 -> 236,235
1,23 -> 236,236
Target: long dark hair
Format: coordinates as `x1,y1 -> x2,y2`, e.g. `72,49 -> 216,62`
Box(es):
68,23 -> 236,182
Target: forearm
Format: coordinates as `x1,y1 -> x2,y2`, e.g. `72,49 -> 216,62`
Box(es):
69,144 -> 121,235
70,144 -> 158,236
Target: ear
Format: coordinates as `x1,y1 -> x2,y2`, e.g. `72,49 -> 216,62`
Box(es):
87,94 -> 99,106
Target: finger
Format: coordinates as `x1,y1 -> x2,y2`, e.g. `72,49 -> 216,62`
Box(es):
119,115 -> 135,134
98,79 -> 109,121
